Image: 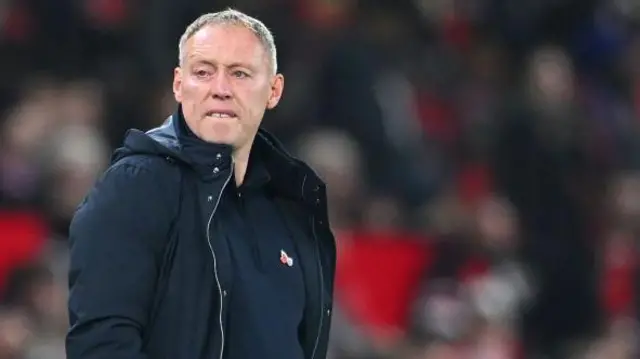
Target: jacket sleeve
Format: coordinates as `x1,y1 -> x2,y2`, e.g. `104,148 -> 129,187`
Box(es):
66,161 -> 177,359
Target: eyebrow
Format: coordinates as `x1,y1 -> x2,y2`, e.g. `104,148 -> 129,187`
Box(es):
227,62 -> 256,72
190,59 -> 256,72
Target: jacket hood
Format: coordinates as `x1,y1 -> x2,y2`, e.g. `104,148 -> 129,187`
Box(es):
111,108 -> 325,202
112,116 -> 186,165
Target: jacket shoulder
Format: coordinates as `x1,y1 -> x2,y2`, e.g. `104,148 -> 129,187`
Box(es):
110,153 -> 180,175
76,154 -> 183,223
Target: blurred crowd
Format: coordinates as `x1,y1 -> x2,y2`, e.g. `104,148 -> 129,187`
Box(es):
1,0 -> 640,358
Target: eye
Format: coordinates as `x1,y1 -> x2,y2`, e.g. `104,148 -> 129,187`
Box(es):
194,69 -> 210,78
233,70 -> 249,79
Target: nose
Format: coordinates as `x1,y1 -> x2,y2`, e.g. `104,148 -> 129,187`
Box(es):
211,72 -> 232,100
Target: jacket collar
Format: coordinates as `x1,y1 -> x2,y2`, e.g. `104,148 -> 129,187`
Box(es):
145,108 -> 325,205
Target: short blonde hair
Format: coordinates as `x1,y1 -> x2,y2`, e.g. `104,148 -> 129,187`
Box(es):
178,8 -> 278,75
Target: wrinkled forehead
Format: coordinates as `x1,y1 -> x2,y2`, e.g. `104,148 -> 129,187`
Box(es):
184,24 -> 269,70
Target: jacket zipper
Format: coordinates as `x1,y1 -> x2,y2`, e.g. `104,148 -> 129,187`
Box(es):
205,167 -> 234,359
306,173 -> 324,359
310,217 -> 325,359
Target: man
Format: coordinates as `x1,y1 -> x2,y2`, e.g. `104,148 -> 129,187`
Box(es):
66,9 -> 336,359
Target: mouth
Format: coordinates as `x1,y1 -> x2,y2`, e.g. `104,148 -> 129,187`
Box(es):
205,110 -> 238,119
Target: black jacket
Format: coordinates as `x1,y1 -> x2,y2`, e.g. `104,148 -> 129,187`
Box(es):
66,111 -> 336,359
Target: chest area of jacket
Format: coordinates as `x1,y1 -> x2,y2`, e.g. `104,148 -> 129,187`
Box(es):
171,176 -> 316,273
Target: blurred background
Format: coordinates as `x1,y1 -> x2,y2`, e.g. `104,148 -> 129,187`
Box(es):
0,0 -> 639,358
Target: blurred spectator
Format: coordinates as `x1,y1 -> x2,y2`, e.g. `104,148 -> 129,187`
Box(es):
317,0 -> 441,209
493,45 -> 605,358
0,309 -> 32,359
0,79 -> 59,207
295,129 -> 365,229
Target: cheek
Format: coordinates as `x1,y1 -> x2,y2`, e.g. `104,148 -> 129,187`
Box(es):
244,87 -> 271,116
181,78 -> 208,99
243,100 -> 267,129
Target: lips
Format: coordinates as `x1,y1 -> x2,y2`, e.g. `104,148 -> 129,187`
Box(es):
205,110 -> 237,118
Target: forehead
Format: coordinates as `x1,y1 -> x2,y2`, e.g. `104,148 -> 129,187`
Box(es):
184,24 -> 267,68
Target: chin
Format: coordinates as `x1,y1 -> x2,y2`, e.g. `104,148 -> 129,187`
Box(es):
199,123 -> 241,146
202,134 -> 237,146
203,128 -> 243,145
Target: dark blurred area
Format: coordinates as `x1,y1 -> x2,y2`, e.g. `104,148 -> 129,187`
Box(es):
0,0 -> 639,358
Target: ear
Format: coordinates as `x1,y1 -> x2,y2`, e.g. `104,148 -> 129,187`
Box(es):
266,74 -> 284,110
173,67 -> 183,103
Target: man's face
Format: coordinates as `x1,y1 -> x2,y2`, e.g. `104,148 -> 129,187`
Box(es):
173,24 -> 284,148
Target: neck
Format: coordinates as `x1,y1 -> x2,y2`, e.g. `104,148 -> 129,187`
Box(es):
232,144 -> 252,187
